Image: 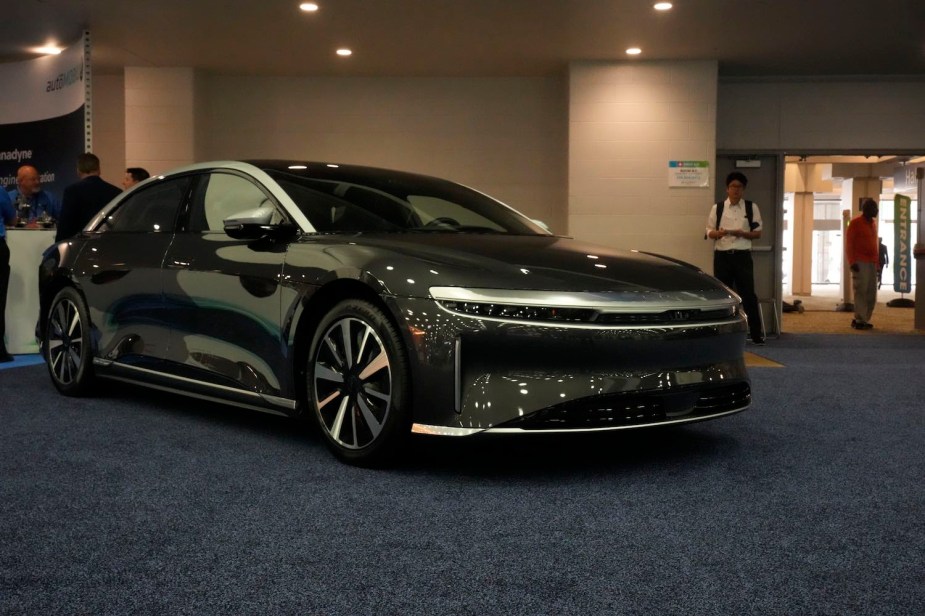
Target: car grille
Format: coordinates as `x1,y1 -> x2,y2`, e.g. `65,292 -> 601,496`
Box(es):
438,301 -> 736,325
595,306 -> 736,324
500,381 -> 750,430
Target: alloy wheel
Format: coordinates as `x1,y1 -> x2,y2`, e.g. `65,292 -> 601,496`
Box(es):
45,289 -> 92,392
313,316 -> 394,450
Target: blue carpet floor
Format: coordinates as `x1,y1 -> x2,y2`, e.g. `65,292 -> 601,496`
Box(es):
0,353 -> 44,370
1,335 -> 922,615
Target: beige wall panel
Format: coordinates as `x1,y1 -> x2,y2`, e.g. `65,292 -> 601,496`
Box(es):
125,114 -> 194,143
91,73 -> 126,187
569,64 -> 673,91
667,140 -> 715,162
569,158 -> 665,181
570,102 -> 673,123
569,61 -> 718,271
198,74 -> 568,232
125,67 -> 197,174
125,140 -> 194,162
570,120 -> 691,143
569,140 -> 668,161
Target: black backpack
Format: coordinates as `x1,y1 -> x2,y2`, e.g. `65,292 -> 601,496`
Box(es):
705,200 -> 757,239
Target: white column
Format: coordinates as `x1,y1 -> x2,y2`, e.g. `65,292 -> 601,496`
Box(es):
568,61 -> 718,272
124,67 -> 197,176
791,192 -> 814,296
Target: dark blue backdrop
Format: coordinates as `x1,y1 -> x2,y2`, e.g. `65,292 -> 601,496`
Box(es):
0,106 -> 84,202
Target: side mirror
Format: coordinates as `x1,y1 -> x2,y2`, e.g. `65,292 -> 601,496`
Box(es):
531,219 -> 551,234
223,207 -> 279,239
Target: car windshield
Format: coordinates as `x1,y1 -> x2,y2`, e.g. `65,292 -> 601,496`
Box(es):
264,169 -> 549,235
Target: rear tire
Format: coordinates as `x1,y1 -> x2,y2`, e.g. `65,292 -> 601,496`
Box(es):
307,299 -> 411,466
44,287 -> 95,396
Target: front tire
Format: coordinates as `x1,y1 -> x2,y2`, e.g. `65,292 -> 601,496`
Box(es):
45,287 -> 95,396
308,300 -> 411,466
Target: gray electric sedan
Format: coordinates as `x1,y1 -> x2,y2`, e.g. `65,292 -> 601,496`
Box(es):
38,160 -> 750,465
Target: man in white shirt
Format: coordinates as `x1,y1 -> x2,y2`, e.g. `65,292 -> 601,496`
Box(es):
705,171 -> 764,344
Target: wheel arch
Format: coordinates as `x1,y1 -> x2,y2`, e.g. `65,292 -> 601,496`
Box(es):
37,274 -> 88,350
290,278 -> 411,414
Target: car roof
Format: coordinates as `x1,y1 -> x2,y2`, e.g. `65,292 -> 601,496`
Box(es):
157,159 -> 457,191
244,159 -> 453,186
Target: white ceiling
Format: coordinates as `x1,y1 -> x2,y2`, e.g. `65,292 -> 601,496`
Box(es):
3,0 -> 925,78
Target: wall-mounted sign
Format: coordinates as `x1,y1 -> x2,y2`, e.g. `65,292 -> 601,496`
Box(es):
893,163 -> 925,192
668,160 -> 709,187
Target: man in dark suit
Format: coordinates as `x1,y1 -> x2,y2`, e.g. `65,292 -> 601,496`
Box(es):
0,189 -> 16,361
55,153 -> 122,242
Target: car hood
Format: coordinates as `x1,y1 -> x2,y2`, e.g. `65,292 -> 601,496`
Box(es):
291,233 -> 732,300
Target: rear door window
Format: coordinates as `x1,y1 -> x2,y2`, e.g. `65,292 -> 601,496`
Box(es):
98,178 -> 189,233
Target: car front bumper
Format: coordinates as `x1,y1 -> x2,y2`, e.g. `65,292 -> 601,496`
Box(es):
395,295 -> 750,435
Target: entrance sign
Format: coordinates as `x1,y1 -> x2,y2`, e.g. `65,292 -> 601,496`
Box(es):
893,194 -> 912,293
668,161 -> 709,187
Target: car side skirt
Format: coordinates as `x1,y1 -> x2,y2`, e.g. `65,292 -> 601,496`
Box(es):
93,359 -> 297,416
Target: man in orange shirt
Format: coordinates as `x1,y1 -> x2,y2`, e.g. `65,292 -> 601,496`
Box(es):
845,198 -> 879,329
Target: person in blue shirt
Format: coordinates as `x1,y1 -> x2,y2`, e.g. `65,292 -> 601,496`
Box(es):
7,165 -> 60,223
0,189 -> 17,361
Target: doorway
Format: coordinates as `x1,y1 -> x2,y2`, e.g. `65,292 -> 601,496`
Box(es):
781,155 -> 921,309
715,154 -> 782,336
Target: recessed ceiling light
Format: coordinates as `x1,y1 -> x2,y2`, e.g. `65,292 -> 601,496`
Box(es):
33,44 -> 63,55
336,48 -> 352,57
288,165 -> 307,170
654,2 -> 673,10
299,2 -> 319,11
626,47 -> 642,55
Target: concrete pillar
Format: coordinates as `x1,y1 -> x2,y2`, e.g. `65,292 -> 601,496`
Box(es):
568,61 -> 718,272
124,67 -> 196,176
791,192 -> 814,295
783,162 -> 833,297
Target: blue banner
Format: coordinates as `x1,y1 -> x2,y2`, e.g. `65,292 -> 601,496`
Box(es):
0,34 -> 88,204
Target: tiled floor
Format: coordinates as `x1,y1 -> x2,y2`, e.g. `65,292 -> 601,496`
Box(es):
783,284 -> 922,335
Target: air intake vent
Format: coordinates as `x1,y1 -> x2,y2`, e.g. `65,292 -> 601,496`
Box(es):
501,382 -> 750,430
